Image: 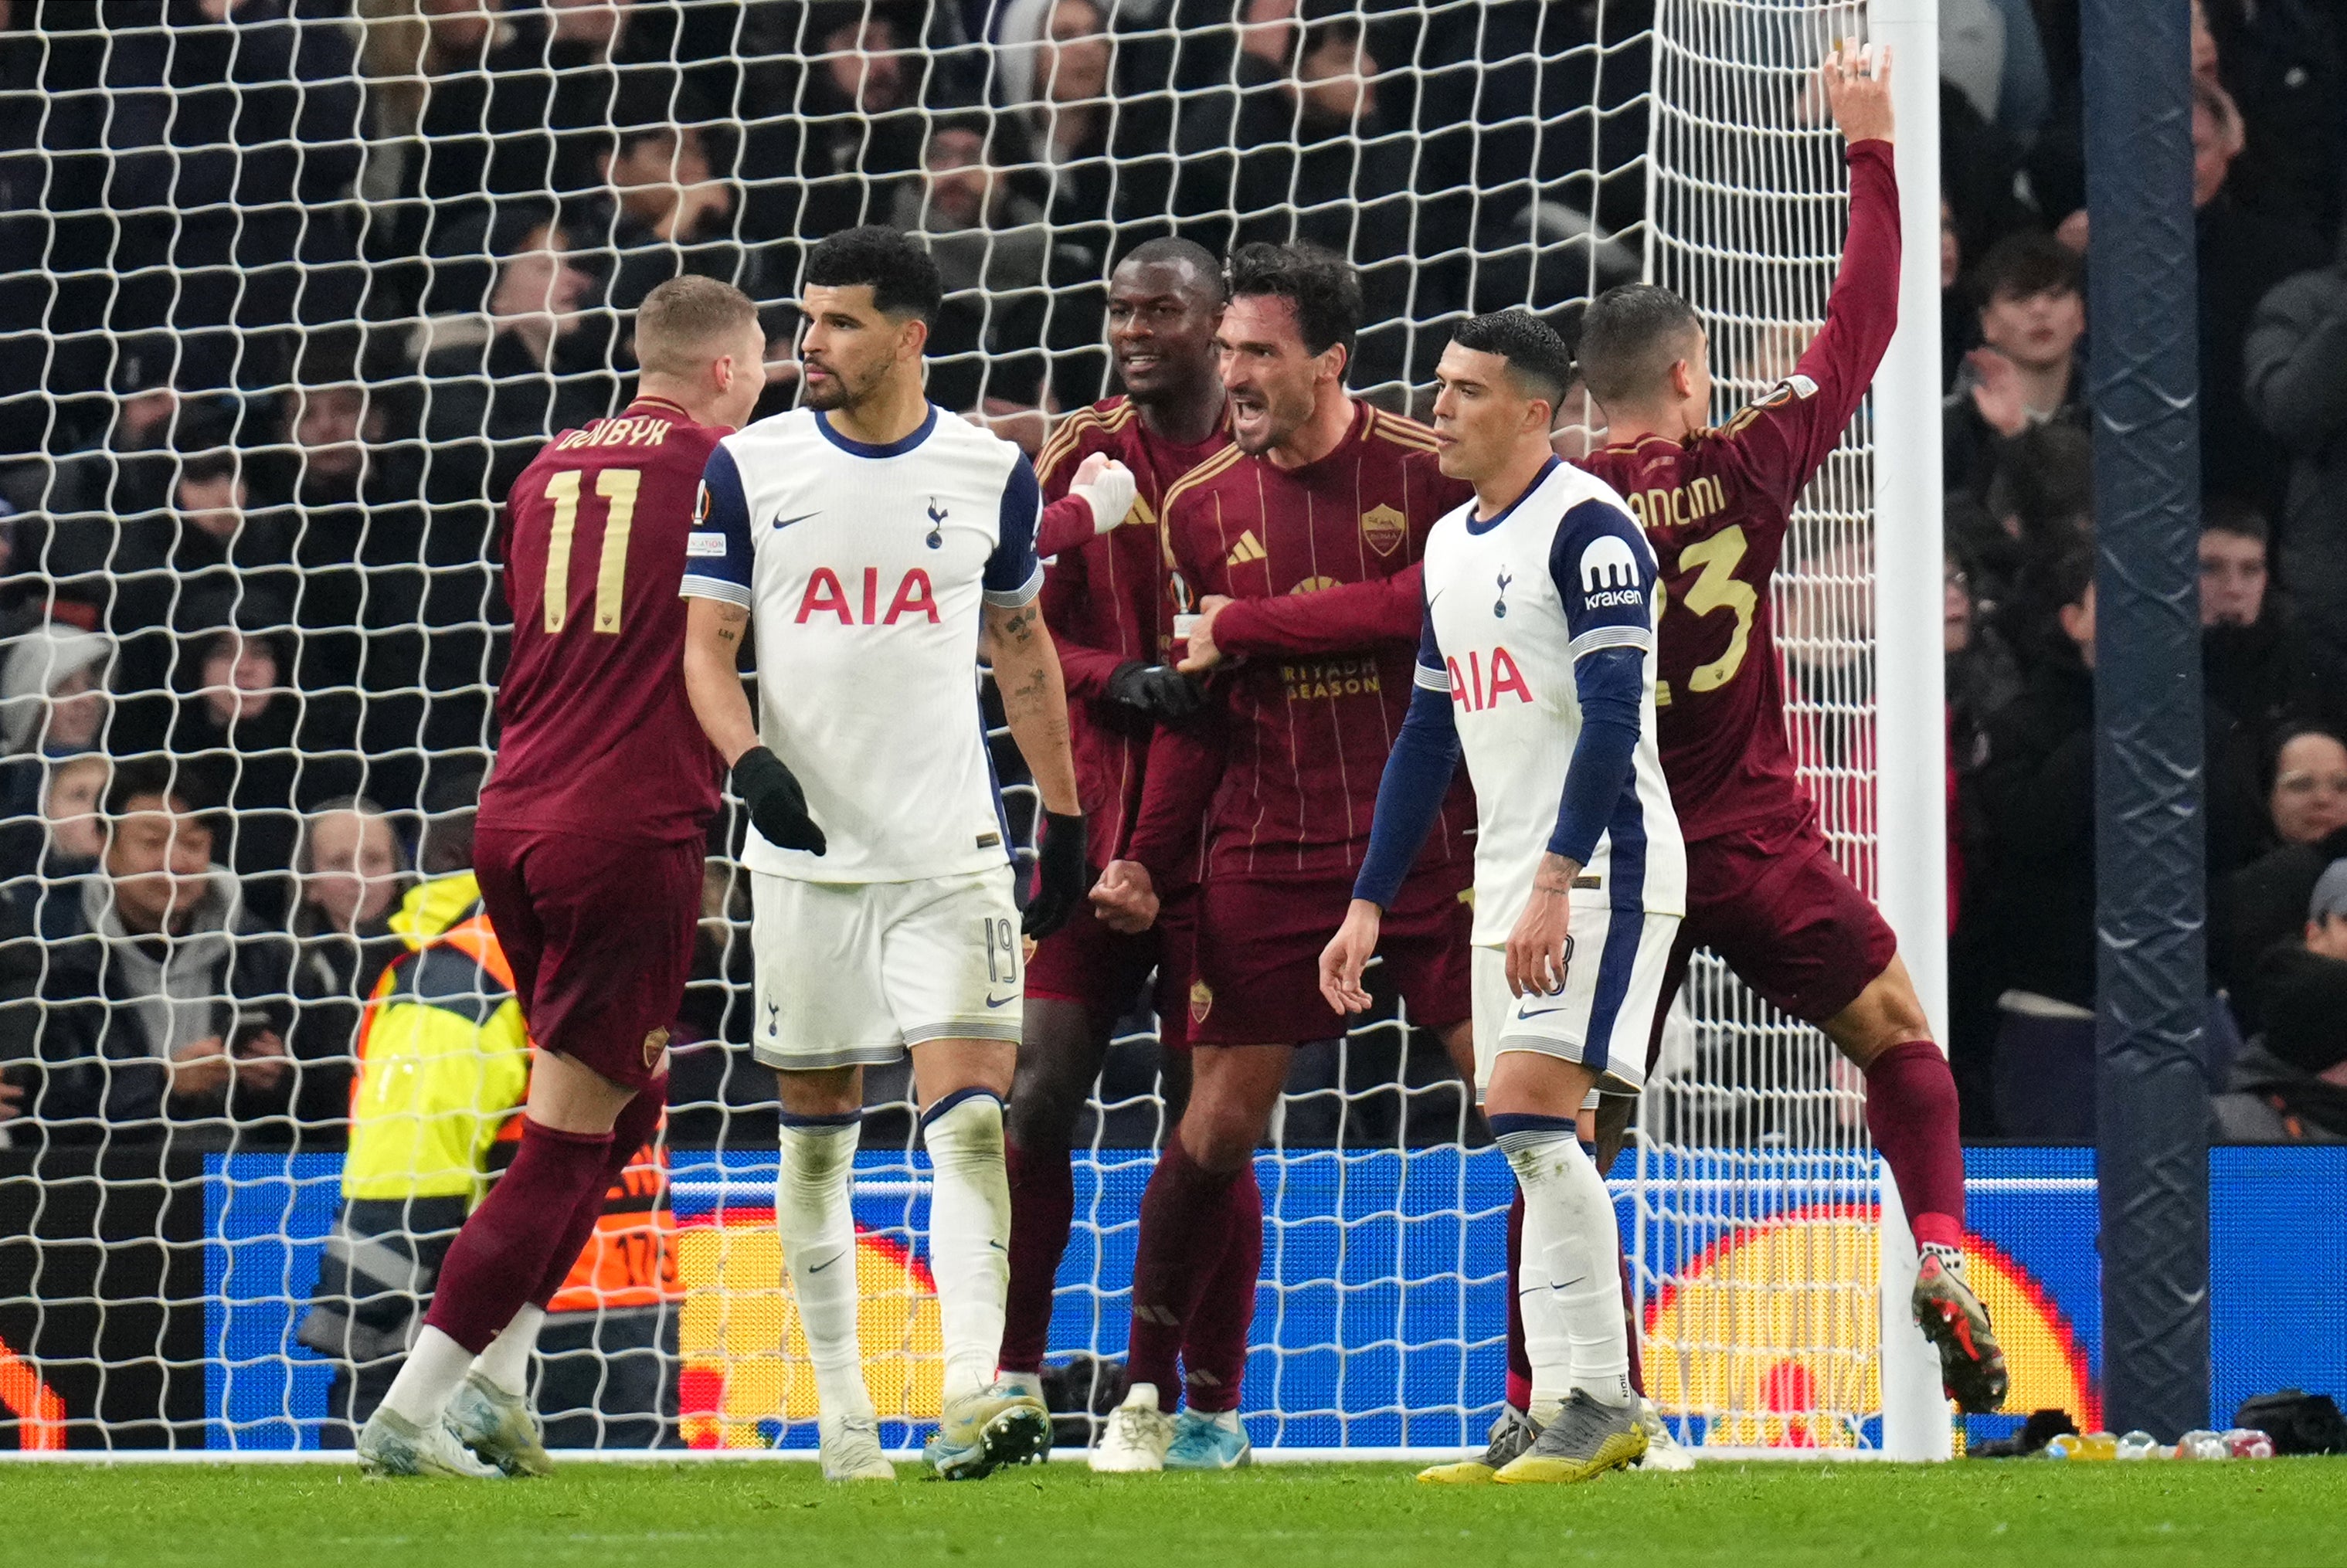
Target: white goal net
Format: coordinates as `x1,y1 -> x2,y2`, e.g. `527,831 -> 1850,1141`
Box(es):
0,0 -> 1920,1456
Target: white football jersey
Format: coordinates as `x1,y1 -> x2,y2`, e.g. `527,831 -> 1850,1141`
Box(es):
681,405 -> 1042,883
1419,456 -> 1686,942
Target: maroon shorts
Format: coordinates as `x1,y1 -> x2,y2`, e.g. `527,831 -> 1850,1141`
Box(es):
472,823 -> 703,1094
1646,814 -> 1898,1071
1024,887 -> 1199,1050
1188,868 -> 1472,1047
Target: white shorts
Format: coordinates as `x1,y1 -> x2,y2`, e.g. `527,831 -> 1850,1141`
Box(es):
750,867 -> 1024,1071
1469,907 -> 1679,1099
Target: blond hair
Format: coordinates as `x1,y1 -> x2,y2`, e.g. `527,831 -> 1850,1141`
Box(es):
634,275 -> 760,380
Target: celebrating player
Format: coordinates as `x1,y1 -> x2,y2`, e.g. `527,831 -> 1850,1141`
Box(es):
998,239 -> 1233,1403
1323,309 -> 1681,1482
1551,42 -> 2002,1439
1085,243 -> 1476,1472
355,275 -> 769,1478
678,228 -> 1088,1483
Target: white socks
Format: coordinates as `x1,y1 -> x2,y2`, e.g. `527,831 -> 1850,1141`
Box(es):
1516,1189 -> 1573,1426
778,1112 -> 875,1421
471,1303 -> 544,1397
1497,1118 -> 1633,1410
920,1089 -> 1012,1403
377,1325 -> 477,1427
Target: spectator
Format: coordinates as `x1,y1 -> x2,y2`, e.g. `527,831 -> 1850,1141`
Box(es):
419,212 -> 616,511
248,371 -> 402,697
1945,232 -> 2089,500
586,123 -> 759,323
2217,725 -> 2347,1029
162,615 -> 365,922
2189,77 -> 2328,514
2202,0 -> 2345,247
1975,547 -> 2097,1140
897,116 -> 1057,419
287,797 -> 413,1122
0,752 -> 110,894
1939,0 -> 2052,151
2215,858 -> 2347,1143
1226,18 -> 1420,389
107,446 -> 300,709
737,10 -> 928,256
16,759 -> 298,1146
2243,255 -> 2347,664
1940,196 -> 1972,389
2200,500 -> 2347,751
1951,422 -> 2092,625
0,626 -> 113,826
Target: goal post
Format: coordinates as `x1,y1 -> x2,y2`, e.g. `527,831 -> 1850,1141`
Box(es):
1866,0 -> 1953,1464
3,2 -> 1952,1456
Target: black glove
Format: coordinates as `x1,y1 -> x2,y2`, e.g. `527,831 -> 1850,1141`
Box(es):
732,745 -> 826,855
1021,810 -> 1089,939
1106,660 -> 1206,721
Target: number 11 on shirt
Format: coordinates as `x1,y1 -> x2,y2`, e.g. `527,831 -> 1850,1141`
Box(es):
542,467 -> 641,635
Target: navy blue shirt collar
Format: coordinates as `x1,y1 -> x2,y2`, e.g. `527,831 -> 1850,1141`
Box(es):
813,402 -> 939,458
1464,455 -> 1564,535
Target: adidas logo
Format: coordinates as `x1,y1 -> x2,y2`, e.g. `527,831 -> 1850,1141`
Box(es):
1224,530 -> 1267,567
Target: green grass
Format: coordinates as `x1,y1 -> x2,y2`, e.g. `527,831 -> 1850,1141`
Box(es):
3,1459 -> 2342,1568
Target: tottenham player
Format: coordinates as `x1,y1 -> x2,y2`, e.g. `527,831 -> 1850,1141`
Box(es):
1323,310 -> 1680,1483
999,239 -> 1232,1400
356,276 -> 769,1478
680,228 -> 1090,1483
1086,243 -> 1476,1471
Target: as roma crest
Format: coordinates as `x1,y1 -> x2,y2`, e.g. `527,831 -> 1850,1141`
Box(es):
1189,979 -> 1214,1025
1360,502 -> 1406,557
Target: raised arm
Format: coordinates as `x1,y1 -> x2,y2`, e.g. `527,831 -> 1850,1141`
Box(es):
1720,46 -> 1901,510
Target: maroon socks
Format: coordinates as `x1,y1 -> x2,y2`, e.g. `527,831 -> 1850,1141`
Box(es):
1000,1137 -> 1076,1376
1125,1134 -> 1240,1397
1181,1161 -> 1262,1414
1863,1040 -> 1968,1252
528,1078 -> 667,1308
423,1118 -> 616,1353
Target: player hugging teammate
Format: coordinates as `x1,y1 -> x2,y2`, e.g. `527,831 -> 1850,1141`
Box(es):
359,51 -> 1995,1482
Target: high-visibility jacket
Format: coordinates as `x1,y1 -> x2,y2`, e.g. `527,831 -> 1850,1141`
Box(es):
342,874 -> 679,1308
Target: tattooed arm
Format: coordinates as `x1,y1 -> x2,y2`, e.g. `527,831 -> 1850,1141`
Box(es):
683,598 -> 762,765
983,596 -> 1082,816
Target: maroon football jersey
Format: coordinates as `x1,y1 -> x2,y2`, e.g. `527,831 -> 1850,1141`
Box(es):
1132,401 -> 1476,881
1034,398 -> 1230,867
1579,139 -> 1900,843
479,396 -> 725,846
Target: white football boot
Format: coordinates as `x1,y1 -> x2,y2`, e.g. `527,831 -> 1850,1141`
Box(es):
818,1413 -> 897,1482
1089,1382 -> 1177,1473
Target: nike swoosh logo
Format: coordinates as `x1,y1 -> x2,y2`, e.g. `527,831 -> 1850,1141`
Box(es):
984,992 -> 1017,1008
809,1252 -> 843,1274
1519,1003 -> 1572,1019
772,511 -> 820,531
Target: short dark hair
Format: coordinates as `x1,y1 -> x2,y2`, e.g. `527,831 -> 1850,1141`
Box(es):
1226,242 -> 1361,364
1972,231 -> 2082,307
104,757 -> 209,821
804,226 -> 944,324
1449,310 -> 1574,412
1115,236 -> 1227,301
2203,495 -> 2270,547
1575,283 -> 1702,408
178,447 -> 239,488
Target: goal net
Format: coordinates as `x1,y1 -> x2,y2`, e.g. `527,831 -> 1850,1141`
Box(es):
0,0 -> 1928,1456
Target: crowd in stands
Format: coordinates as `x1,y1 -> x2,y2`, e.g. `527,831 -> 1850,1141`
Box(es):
2,0 -> 2345,1150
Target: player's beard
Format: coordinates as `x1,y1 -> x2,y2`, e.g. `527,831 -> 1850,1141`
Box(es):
801,355 -> 879,413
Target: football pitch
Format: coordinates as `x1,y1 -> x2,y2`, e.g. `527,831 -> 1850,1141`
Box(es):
4,1460 -> 2342,1568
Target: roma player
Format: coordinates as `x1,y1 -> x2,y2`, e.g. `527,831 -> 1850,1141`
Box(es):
357,276 -> 768,1477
